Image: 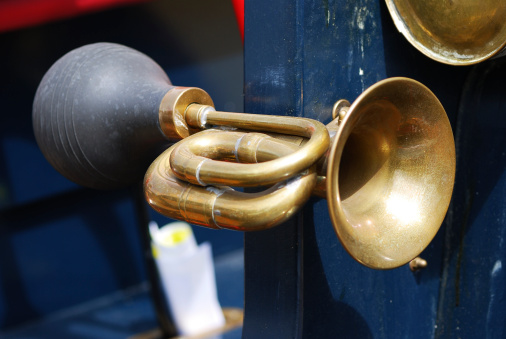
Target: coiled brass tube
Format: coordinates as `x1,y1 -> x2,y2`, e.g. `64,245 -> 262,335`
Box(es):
145,129 -> 317,231
171,104 -> 330,187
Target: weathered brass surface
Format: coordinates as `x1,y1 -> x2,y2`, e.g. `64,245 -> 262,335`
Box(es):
145,77 -> 455,269
386,0 -> 506,65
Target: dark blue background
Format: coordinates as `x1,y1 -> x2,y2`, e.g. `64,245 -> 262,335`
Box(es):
0,0 -> 244,335
243,0 -> 506,338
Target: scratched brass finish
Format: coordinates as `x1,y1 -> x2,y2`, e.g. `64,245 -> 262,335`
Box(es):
386,0 -> 506,65
145,77 -> 455,269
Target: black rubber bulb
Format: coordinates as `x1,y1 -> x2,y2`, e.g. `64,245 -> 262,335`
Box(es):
33,43 -> 174,189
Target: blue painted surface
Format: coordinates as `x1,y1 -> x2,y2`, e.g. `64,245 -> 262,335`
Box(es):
435,59 -> 506,339
242,2 -> 304,337
242,0 -> 505,338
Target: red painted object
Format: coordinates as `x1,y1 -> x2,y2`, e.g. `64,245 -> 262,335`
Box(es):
231,0 -> 244,42
0,0 -> 148,33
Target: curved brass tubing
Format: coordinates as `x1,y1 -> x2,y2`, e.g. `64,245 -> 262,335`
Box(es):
171,104 -> 330,187
145,129 -> 317,231
145,77 -> 456,269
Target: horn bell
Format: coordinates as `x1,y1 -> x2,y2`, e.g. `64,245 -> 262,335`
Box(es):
386,0 -> 506,65
326,78 -> 455,269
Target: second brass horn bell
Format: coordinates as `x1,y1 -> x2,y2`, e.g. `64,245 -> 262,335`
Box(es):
386,0 -> 506,65
33,43 -> 456,269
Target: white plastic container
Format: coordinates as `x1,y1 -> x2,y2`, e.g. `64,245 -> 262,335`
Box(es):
150,221 -> 225,336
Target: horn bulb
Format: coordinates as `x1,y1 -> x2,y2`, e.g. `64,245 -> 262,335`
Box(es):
33,43 -> 175,189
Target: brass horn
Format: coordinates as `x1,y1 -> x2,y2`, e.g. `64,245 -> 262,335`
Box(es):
385,0 -> 506,65
144,78 -> 455,269
33,43 -> 455,270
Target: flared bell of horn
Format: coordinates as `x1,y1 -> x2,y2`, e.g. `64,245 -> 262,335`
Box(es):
326,78 -> 455,269
385,0 -> 506,65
